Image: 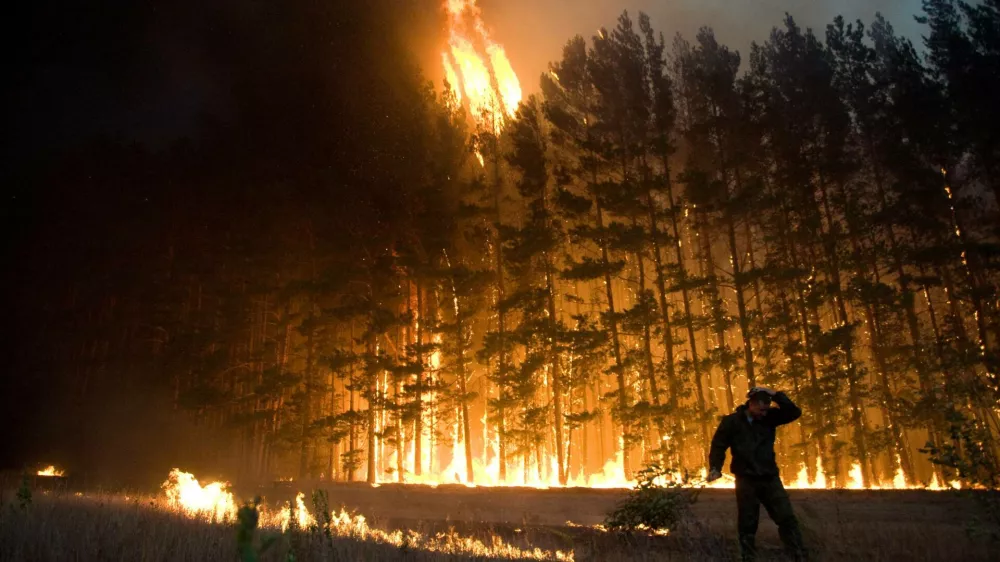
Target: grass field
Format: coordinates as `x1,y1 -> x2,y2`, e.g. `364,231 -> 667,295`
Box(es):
1,480 -> 995,561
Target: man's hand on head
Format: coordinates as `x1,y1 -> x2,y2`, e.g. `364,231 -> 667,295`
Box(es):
748,386 -> 776,397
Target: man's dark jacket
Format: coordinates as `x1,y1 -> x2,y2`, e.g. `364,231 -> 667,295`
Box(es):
709,392 -> 801,478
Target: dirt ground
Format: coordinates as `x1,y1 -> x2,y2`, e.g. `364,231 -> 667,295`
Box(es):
254,481 -> 975,526
4,473 -> 994,561
248,482 -> 995,560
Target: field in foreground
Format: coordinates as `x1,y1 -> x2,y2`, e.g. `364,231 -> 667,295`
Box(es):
1,482 -> 995,561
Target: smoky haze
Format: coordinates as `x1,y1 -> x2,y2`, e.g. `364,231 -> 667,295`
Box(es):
475,0 -> 925,91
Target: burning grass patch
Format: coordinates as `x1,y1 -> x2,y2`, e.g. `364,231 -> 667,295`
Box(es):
0,489 -> 574,561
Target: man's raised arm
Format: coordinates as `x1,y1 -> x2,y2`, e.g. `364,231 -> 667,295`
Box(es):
768,391 -> 802,425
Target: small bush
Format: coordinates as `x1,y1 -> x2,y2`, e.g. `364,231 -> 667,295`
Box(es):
604,464 -> 699,534
16,476 -> 32,511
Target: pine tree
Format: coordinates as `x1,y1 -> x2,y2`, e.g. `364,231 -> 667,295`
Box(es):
505,96 -> 573,483
543,33 -> 635,477
675,27 -> 759,412
750,16 -> 873,485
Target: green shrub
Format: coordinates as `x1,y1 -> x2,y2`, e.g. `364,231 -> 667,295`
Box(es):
16,476 -> 32,511
604,463 -> 699,534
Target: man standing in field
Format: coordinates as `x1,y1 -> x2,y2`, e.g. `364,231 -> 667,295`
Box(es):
707,386 -> 807,561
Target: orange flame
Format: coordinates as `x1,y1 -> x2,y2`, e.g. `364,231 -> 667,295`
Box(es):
161,468 -> 237,521
37,465 -> 65,477
278,492 -> 316,531
442,0 -> 522,131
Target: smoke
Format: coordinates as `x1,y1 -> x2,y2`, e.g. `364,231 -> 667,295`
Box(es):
477,0 -> 925,92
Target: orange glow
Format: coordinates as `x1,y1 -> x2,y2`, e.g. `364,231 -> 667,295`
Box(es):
37,465 -> 65,477
441,0 -> 522,131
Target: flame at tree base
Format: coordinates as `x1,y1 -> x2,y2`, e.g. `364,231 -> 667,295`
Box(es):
376,431 -> 961,490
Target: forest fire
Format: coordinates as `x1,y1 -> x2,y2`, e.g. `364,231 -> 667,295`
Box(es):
441,0 -> 522,130
36,465 -> 65,477
9,0 -> 1000,559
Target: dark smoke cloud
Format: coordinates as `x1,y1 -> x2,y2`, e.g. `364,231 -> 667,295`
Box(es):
478,0 -> 925,92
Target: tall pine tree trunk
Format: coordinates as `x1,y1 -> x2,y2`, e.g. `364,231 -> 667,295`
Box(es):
415,283 -> 424,476
663,168 -> 709,449
299,316 -> 314,479
446,257 -> 476,485
646,190 -> 683,461
816,178 -> 871,487
492,155 -> 510,482
942,170 -> 996,364
714,127 -> 756,388
596,199 -> 632,478
774,191 -> 828,481
366,330 -> 378,484
745,221 -> 774,378
855,233 -> 915,481
544,254 -> 567,484
632,220 -> 664,461
697,208 -> 735,409
347,321 -> 357,482
394,321 -> 404,483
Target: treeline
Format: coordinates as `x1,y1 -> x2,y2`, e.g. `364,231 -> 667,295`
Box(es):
10,1 -> 1000,488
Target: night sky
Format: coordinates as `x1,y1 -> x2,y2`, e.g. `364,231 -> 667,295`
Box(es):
8,1 -> 926,160
485,0 -> 926,94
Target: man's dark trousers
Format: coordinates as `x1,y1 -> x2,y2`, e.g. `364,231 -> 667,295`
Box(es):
735,474 -> 805,561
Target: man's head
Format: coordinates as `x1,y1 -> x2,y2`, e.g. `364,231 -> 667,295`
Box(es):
746,390 -> 772,419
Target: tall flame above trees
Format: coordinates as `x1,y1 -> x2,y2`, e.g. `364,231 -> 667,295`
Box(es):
441,0 -> 522,130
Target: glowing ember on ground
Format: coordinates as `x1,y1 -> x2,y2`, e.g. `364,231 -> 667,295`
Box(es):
36,465 -> 65,477
441,0 -> 522,131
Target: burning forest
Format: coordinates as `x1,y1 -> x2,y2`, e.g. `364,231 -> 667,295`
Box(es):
4,0 -> 1000,560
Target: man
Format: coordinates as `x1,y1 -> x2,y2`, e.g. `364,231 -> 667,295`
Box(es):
708,386 -> 806,561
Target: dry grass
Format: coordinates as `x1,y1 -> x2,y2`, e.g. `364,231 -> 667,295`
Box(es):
0,490 -> 573,562
0,486 -> 995,562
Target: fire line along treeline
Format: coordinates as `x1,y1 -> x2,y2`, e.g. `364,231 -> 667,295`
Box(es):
11,0 -> 1000,489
